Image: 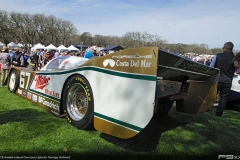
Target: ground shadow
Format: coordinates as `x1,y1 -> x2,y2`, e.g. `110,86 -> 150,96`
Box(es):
0,109 -> 43,125
100,114 -> 190,152
225,103 -> 240,112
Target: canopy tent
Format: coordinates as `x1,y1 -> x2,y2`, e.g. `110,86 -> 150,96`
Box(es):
0,42 -> 5,48
103,45 -> 124,52
18,43 -> 24,48
96,47 -> 105,52
46,44 -> 57,51
68,45 -> 80,52
31,43 -> 45,51
7,42 -> 19,49
57,45 -> 68,52
73,44 -> 89,52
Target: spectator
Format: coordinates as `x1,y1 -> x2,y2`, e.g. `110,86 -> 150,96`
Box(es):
210,42 -> 235,116
28,52 -> 39,71
105,50 -> 109,55
12,47 -> 27,67
42,52 -> 52,67
0,46 -> 11,86
84,46 -> 97,59
53,50 -> 60,58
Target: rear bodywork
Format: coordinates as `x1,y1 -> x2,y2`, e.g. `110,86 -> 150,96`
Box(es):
7,47 -> 219,139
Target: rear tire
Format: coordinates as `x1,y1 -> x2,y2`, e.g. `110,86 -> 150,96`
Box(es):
154,97 -> 173,116
8,69 -> 19,93
63,75 -> 94,130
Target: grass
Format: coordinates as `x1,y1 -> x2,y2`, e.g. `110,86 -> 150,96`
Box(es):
0,86 -> 240,160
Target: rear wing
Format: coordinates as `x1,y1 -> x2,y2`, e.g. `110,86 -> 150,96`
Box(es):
156,49 -> 219,114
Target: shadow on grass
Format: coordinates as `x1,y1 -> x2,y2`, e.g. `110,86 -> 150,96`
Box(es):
0,109 -> 43,125
99,107 -> 240,154
100,114 -> 190,152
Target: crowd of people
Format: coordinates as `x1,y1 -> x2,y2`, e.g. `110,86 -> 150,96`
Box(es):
0,43 -> 240,117
0,45 -> 110,72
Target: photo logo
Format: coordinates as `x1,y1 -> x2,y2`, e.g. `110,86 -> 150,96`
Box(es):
35,74 -> 50,90
103,59 -> 115,67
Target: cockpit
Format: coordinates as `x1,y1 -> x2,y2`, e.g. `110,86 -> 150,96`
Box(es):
40,56 -> 89,71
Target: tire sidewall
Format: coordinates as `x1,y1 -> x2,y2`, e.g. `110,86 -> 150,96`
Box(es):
63,75 -> 94,129
8,69 -> 19,93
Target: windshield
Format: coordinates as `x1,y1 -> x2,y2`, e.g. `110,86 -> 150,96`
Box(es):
46,56 -> 69,69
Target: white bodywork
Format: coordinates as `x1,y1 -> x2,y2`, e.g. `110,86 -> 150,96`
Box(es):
231,74 -> 240,93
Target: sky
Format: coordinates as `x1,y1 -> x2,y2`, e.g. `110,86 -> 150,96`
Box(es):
0,0 -> 239,50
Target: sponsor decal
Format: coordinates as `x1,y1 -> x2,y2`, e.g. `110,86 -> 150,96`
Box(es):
18,89 -> 22,95
22,90 -> 27,97
103,59 -> 115,67
103,53 -> 153,68
111,53 -> 152,59
27,92 -> 32,99
34,74 -> 50,90
178,60 -> 209,73
61,60 -> 69,69
32,94 -> 38,102
103,59 -> 151,68
38,96 -> 59,111
45,88 -> 60,98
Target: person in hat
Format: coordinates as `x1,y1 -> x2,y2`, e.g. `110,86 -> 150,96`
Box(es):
0,46 -> 11,86
12,47 -> 28,67
42,51 -> 53,67
84,46 -> 98,59
28,52 -> 39,71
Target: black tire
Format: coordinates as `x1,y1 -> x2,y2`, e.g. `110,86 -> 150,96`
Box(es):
8,69 -> 19,93
154,97 -> 174,116
63,75 -> 94,130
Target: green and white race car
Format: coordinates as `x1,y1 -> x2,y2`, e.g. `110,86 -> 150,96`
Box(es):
7,47 -> 219,139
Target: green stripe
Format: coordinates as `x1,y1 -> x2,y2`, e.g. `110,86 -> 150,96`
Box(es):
37,66 -> 156,81
94,112 -> 142,132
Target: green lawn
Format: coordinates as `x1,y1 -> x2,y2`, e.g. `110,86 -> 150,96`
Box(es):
0,86 -> 239,160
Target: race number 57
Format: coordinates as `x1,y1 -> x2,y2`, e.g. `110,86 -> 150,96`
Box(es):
20,71 -> 30,89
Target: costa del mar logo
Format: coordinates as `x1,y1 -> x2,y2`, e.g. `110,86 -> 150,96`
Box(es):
103,59 -> 115,67
35,74 -> 50,90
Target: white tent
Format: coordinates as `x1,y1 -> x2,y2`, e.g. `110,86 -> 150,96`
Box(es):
31,43 -> 45,51
7,42 -> 18,49
57,45 -> 68,52
68,45 -> 79,52
18,43 -> 24,48
46,44 -> 57,51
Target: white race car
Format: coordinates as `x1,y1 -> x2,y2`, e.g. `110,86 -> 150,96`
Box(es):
7,47 -> 219,139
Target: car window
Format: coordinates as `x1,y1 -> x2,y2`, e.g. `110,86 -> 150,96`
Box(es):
46,56 -> 69,69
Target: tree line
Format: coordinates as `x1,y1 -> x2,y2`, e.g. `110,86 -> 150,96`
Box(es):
0,10 -> 238,55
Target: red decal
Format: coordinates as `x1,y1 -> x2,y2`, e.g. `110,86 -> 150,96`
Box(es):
35,74 -> 50,90
62,60 -> 69,66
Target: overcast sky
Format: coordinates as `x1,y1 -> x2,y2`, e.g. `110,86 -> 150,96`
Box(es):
0,0 -> 239,50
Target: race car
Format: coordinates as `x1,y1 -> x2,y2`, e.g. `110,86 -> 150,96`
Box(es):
225,74 -> 240,107
7,47 -> 219,139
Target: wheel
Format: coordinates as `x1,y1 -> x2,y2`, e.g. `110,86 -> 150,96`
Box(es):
63,75 -> 94,130
8,69 -> 19,93
154,97 -> 173,116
